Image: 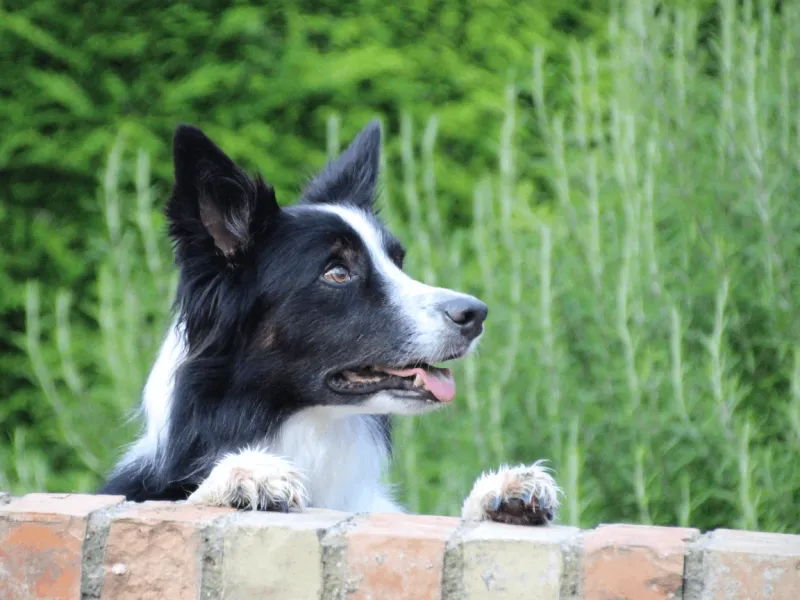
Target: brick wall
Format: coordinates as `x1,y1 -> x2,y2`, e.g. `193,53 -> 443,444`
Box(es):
1,493 -> 798,600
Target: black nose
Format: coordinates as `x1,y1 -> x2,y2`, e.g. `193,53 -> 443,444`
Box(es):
441,296 -> 488,340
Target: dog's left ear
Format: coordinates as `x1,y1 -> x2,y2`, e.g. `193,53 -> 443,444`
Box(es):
302,119 -> 381,210
168,124 -> 279,263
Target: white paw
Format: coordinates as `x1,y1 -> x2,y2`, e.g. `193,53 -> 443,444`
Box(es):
461,461 -> 561,526
187,447 -> 308,512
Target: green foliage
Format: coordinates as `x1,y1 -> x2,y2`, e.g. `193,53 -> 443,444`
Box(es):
0,0 -> 606,492
393,0 -> 800,532
3,0 -> 800,534
3,138 -> 177,493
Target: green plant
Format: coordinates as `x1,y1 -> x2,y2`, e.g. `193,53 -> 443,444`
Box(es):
0,0 -> 610,481
388,0 -> 800,532
6,134 -> 177,494
6,0 -> 800,534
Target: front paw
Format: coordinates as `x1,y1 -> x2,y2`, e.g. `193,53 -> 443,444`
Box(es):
187,448 -> 308,512
461,462 -> 560,526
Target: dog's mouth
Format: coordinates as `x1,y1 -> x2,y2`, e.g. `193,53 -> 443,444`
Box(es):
327,363 -> 457,403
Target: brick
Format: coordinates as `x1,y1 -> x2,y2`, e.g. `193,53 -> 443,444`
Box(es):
101,501 -> 234,600
216,508 -> 349,600
343,513 -> 460,600
688,529 -> 800,600
451,522 -> 579,599
582,524 -> 699,600
0,493 -> 125,600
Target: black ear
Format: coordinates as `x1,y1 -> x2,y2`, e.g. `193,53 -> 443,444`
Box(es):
167,124 -> 279,262
302,119 -> 381,209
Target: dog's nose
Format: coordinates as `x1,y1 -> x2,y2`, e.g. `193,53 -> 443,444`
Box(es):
440,296 -> 488,340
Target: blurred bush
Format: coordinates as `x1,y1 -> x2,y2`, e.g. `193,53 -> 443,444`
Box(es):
0,0 -> 609,491
6,0 -> 798,536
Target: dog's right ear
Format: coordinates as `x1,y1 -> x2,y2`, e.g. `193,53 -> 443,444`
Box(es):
301,120 -> 381,210
167,124 -> 279,263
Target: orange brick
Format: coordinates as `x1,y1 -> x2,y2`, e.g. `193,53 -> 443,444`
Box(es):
692,529 -> 800,600
101,501 -> 234,600
343,513 -> 460,600
582,524 -> 699,600
0,493 -> 125,600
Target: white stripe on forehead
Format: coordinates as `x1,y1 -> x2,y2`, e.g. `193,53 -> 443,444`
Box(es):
310,203 -> 435,299
314,203 -> 390,258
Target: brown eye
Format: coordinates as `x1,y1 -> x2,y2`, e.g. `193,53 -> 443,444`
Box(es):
323,265 -> 351,285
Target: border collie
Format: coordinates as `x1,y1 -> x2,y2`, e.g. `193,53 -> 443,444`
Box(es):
100,121 -> 560,526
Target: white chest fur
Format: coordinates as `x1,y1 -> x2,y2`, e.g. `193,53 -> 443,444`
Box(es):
270,408 -> 392,512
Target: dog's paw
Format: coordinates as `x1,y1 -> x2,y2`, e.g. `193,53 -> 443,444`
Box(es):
461,461 -> 561,526
187,448 -> 308,512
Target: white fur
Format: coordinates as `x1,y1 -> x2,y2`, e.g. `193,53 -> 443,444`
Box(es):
461,462 -> 561,523
358,390 -> 447,416
187,447 -> 308,510
113,322 -> 186,473
270,407 -> 401,512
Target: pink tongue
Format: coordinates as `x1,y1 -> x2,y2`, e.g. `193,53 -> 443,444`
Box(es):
382,367 -> 456,403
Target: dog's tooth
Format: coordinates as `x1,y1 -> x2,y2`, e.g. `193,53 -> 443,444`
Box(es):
413,373 -> 423,387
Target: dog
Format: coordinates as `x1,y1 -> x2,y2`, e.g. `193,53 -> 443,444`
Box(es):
100,120 -> 560,526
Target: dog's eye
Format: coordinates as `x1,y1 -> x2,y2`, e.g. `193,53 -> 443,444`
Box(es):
323,265 -> 351,285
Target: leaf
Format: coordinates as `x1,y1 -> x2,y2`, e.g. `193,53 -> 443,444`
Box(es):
161,64 -> 246,109
217,7 -> 266,39
27,70 -> 94,116
0,10 -> 88,70
295,46 -> 411,91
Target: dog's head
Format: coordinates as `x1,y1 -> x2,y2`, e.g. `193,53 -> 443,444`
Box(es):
167,121 -> 487,415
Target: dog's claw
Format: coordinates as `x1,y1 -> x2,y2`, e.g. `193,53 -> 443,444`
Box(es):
508,497 -> 525,511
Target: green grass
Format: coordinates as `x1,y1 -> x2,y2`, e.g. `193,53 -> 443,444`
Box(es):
5,0 -> 800,533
